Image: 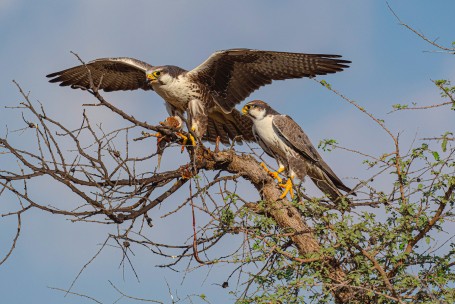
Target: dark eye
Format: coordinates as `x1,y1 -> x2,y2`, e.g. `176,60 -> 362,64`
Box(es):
155,71 -> 161,76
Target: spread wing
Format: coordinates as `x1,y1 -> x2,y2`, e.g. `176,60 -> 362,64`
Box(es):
46,57 -> 154,92
188,49 -> 351,112
272,115 -> 345,187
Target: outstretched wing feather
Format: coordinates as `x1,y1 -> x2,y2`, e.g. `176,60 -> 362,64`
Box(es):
188,49 -> 350,112
47,57 -> 154,92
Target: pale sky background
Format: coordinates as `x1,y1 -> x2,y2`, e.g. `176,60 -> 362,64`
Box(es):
0,1 -> 454,303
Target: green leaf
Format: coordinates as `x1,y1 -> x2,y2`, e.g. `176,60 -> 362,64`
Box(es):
318,138 -> 338,152
320,79 -> 331,89
441,132 -> 452,152
432,151 -> 440,161
435,79 -> 447,86
392,104 -> 409,110
442,138 -> 448,152
220,208 -> 235,226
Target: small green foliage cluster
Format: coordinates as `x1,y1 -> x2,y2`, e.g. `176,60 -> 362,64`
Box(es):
392,103 -> 409,110
320,79 -> 332,90
435,80 -> 455,110
318,138 -> 338,152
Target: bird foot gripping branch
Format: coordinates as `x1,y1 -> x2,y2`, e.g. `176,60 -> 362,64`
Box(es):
159,116 -> 196,153
176,132 -> 196,153
149,131 -> 195,153
166,117 -> 197,152
141,117 -> 197,153
259,162 -> 284,183
259,162 -> 295,199
279,178 -> 294,199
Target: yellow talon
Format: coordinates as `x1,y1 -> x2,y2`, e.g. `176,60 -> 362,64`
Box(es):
176,132 -> 197,153
189,126 -> 197,146
260,162 -> 284,183
189,134 -> 196,146
270,171 -> 282,182
279,178 -> 294,199
177,132 -> 187,153
176,132 -> 188,153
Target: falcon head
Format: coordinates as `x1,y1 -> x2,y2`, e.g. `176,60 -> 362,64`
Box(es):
242,100 -> 279,120
146,65 -> 187,86
146,67 -> 167,85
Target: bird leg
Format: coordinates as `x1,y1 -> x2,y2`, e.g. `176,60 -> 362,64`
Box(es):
159,116 -> 196,152
279,177 -> 294,199
260,163 -> 284,183
176,132 -> 196,153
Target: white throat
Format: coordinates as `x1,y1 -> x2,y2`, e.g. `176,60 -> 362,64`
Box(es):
152,74 -> 192,110
253,114 -> 297,158
252,115 -> 275,140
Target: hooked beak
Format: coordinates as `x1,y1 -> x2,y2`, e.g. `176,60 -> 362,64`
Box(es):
242,105 -> 250,115
146,73 -> 156,82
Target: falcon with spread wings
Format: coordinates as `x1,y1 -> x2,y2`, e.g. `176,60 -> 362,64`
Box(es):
47,49 -> 350,144
242,100 -> 355,203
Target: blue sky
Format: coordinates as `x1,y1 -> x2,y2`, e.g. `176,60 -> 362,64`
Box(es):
0,1 -> 454,303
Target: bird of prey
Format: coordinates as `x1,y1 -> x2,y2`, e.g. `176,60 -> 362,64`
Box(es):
242,100 -> 354,203
47,49 -> 350,145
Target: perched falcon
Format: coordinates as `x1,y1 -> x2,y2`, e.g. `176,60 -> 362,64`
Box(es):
47,49 -> 350,145
242,100 -> 354,203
